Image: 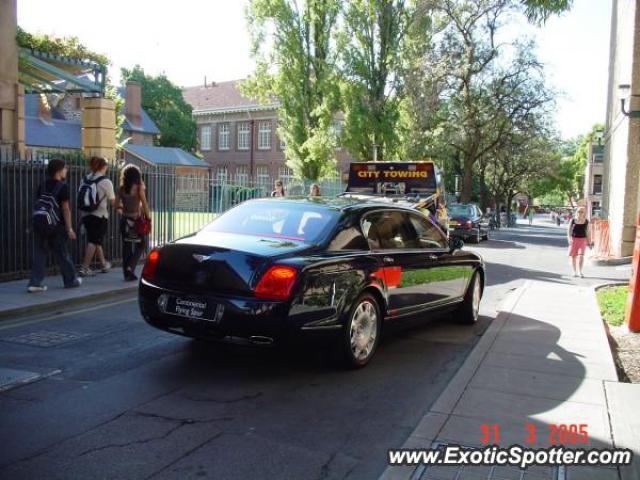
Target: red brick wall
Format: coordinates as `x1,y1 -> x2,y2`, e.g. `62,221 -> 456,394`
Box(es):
196,109 -> 353,180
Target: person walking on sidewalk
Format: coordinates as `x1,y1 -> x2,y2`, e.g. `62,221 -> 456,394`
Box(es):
567,207 -> 592,278
116,164 -> 150,281
78,157 -> 116,277
27,158 -> 82,292
527,206 -> 534,225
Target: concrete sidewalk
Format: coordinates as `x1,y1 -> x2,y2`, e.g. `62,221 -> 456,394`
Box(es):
0,269 -> 138,320
381,280 -> 640,480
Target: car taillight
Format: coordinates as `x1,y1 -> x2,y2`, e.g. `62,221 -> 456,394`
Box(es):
142,249 -> 160,280
255,265 -> 297,300
465,220 -> 473,229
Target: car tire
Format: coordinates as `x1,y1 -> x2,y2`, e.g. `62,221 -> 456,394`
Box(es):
341,292 -> 382,369
456,271 -> 482,324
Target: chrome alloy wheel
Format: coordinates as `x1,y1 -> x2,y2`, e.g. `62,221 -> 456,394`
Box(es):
350,300 -> 378,361
471,275 -> 481,321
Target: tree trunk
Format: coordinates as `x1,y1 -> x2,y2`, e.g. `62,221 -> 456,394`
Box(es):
460,157 -> 474,203
506,191 -> 515,225
479,162 -> 488,211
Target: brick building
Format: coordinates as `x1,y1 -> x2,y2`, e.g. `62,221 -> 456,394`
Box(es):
183,80 -> 353,186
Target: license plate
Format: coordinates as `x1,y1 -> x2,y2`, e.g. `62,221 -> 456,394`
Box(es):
160,295 -> 222,323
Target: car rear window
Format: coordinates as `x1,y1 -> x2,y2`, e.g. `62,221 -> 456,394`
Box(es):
449,204 -> 474,217
203,200 -> 339,243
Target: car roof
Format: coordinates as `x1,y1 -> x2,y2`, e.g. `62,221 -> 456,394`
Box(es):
246,196 -> 422,214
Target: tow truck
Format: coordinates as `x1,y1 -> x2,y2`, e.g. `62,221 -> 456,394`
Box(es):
341,161 -> 449,234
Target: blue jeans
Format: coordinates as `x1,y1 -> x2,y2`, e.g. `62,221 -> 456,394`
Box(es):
29,227 -> 77,287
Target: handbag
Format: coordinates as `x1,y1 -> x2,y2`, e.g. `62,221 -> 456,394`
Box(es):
135,215 -> 151,236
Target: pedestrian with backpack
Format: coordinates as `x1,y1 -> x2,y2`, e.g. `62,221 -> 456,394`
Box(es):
78,157 -> 116,277
28,158 -> 82,292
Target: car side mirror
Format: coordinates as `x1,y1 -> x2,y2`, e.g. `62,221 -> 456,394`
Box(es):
449,236 -> 464,252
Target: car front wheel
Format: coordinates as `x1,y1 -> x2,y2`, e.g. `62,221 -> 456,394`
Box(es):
342,293 -> 382,368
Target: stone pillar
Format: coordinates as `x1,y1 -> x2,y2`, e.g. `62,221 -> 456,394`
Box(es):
81,97 -> 116,160
0,0 -> 22,153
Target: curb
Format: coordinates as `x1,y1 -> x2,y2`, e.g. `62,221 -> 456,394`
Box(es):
378,282 -> 529,480
590,256 -> 632,266
0,285 -> 137,321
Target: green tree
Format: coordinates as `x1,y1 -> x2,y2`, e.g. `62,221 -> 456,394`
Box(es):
529,124 -> 603,205
339,0 -> 431,162
120,65 -> 197,151
243,0 -> 341,180
400,0 -> 571,202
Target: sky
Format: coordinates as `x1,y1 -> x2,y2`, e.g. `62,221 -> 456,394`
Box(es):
17,0 -> 611,140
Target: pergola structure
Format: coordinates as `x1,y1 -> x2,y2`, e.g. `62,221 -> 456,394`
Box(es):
17,47 -> 106,95
0,0 -> 115,159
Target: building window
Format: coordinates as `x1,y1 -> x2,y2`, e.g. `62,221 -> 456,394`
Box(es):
235,166 -> 249,185
278,166 -> 293,185
592,175 -> 603,195
237,122 -> 250,150
218,123 -> 229,150
593,153 -> 604,164
258,121 -> 271,150
217,166 -> 228,184
257,166 -> 270,188
201,125 -> 211,151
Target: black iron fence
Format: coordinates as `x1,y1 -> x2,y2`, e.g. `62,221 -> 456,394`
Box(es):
0,148 -> 345,281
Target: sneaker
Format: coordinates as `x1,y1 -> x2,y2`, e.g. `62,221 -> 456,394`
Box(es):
27,285 -> 47,293
579,272 -> 584,278
65,278 -> 82,288
100,262 -> 112,273
572,272 -> 578,277
78,267 -> 96,277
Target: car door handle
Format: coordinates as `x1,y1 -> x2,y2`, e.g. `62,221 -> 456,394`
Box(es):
428,254 -> 438,261
382,256 -> 394,264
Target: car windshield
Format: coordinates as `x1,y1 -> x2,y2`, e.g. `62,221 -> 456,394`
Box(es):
449,204 -> 475,217
202,200 -> 340,243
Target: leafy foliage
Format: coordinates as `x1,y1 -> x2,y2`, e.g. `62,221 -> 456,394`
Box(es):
243,0 -> 341,180
121,65 -> 197,151
340,0 -> 431,161
16,26 -> 109,66
520,0 -> 572,24
529,124 -> 603,205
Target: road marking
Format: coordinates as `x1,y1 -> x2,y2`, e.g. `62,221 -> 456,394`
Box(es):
0,297 -> 136,332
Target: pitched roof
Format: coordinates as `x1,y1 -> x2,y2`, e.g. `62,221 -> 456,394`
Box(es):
122,109 -> 161,135
116,86 -> 161,135
182,80 -> 277,114
25,116 -> 81,149
124,144 -> 208,167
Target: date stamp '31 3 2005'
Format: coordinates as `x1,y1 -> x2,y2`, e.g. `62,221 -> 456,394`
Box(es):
480,423 -> 589,445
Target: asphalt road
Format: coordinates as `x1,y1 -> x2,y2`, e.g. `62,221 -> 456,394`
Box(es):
0,216 -> 630,480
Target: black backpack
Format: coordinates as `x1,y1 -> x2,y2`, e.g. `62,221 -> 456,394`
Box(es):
77,175 -> 106,212
32,181 -> 64,236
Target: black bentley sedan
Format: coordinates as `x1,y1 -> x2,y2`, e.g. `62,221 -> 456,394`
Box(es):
139,198 -> 484,367
448,203 -> 490,243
